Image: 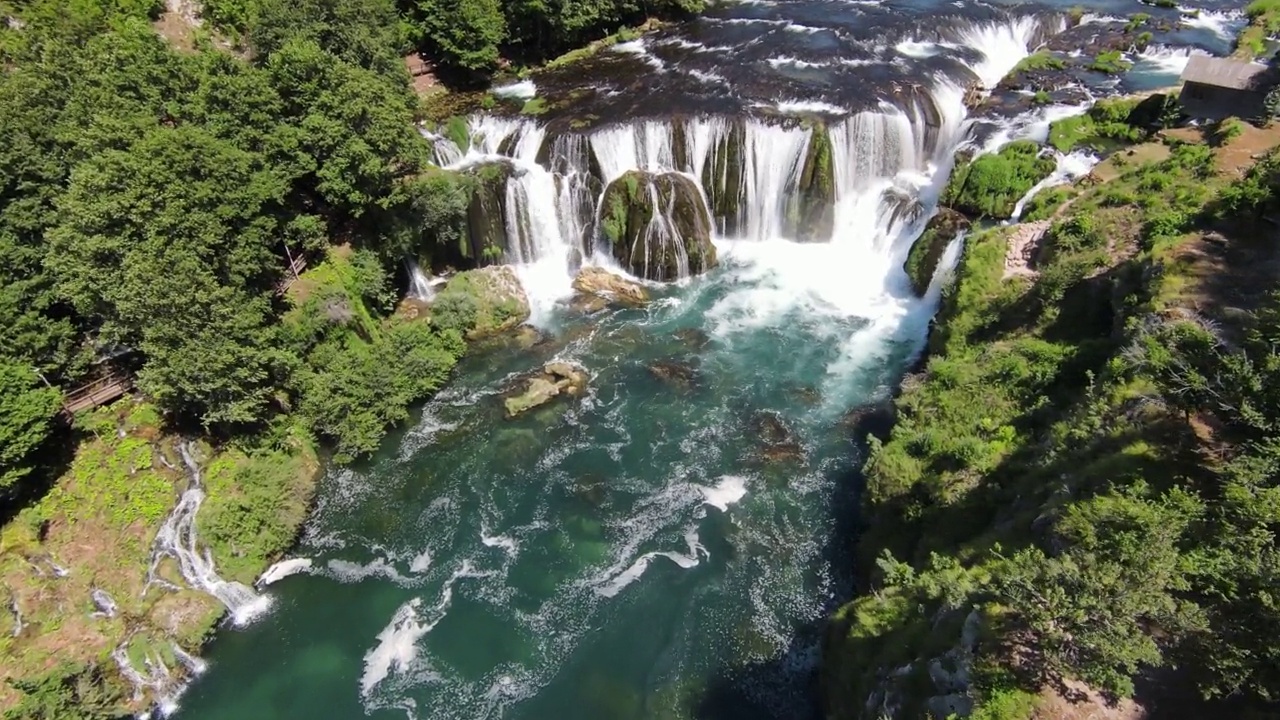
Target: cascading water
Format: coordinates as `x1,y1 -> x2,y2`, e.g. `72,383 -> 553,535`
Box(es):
406,259 -> 435,300
181,13 -> 1109,719
146,442 -> 271,627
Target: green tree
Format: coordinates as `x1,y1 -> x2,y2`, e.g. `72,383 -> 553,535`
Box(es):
0,360 -> 61,493
417,0 -> 506,75
48,126 -> 289,426
3,662 -> 121,720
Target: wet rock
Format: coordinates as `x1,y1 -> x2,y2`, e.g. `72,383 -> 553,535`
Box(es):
789,385 -> 821,406
568,293 -> 610,315
751,410 -> 804,464
599,170 -> 717,281
464,160 -> 515,265
787,121 -> 836,242
700,119 -> 747,236
673,327 -> 711,351
572,266 -> 650,308
503,361 -> 589,417
904,208 -> 970,296
647,358 -> 700,390
840,400 -> 896,442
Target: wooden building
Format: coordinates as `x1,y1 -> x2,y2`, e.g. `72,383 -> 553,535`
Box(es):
1178,55 -> 1271,121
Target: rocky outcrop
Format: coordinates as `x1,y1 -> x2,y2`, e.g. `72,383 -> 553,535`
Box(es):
572,266 -> 649,307
904,208 -> 969,296
787,123 -> 836,242
430,265 -> 531,339
465,160 -> 514,264
599,170 -> 717,281
504,361 -> 588,417
700,120 -> 747,236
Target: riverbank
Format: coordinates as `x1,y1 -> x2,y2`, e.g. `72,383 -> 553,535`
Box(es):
822,114 -> 1280,718
0,402 -> 320,715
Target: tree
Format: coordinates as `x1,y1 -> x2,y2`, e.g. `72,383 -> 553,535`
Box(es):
0,360 -> 61,493
48,126 -> 289,426
417,0 -> 506,75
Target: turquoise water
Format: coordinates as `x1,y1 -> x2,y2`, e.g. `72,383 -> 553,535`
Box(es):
178,242 -> 935,719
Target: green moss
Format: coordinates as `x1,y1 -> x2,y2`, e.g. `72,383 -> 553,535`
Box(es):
1048,97 -> 1145,152
1088,50 -> 1133,74
1012,50 -> 1066,73
444,115 -> 470,151
520,97 -> 548,115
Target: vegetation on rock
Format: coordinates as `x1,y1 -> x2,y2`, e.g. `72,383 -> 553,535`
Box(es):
599,170 -> 717,281
943,141 -> 1056,219
903,208 -> 969,296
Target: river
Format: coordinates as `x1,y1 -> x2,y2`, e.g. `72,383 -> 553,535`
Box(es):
174,0 -> 1243,717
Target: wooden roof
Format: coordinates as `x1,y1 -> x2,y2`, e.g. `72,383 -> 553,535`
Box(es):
1181,55 -> 1269,91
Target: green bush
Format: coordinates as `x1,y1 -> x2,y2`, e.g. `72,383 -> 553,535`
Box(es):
944,141 -> 1057,219
1088,50 -> 1133,74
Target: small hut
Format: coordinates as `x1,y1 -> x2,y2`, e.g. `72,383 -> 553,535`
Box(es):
1178,55 -> 1271,121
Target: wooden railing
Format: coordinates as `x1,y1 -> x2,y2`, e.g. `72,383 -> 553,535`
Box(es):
62,371 -> 134,415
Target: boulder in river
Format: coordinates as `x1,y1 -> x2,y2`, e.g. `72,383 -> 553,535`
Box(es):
647,358 -> 700,391
599,170 -> 718,281
751,410 -> 804,464
904,208 -> 969,296
572,266 -> 649,308
504,361 -> 589,417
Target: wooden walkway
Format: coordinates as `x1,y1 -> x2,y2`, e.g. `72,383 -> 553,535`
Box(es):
62,372 -> 134,415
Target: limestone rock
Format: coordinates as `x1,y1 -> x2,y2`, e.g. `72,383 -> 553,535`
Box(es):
465,160 -> 515,264
572,266 -> 649,307
599,170 -> 717,281
904,208 -> 970,297
431,265 -> 531,340
503,361 -> 589,417
647,358 -> 699,390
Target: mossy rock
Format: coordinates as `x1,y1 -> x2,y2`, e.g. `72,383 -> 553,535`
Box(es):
700,119 -> 747,236
787,122 -> 837,242
503,362 -> 588,417
599,170 -> 717,281
465,160 -> 514,264
904,208 -> 970,296
430,265 -> 531,340
943,141 -> 1057,219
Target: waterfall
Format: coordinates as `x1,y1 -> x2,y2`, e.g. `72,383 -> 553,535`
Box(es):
406,259 -> 434,300
1009,149 -> 1098,221
418,14 -> 1056,312
145,442 -> 271,627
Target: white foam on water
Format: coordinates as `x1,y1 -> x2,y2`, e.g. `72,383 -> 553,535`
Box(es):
895,40 -> 949,57
1180,8 -> 1246,41
361,561 -> 490,701
481,530 -> 520,556
597,529 -> 707,598
775,99 -> 846,115
410,549 -> 433,574
767,55 -> 829,68
326,558 -> 420,587
257,558 -> 314,587
492,80 -> 536,100
700,475 -> 749,511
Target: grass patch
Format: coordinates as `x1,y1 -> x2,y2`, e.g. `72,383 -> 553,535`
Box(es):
1012,50 -> 1066,73
1087,49 -> 1133,74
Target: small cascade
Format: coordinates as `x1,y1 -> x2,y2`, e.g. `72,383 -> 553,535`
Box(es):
112,642 -> 185,718
145,442 -> 271,627
1009,149 -> 1098,221
406,259 -> 434,300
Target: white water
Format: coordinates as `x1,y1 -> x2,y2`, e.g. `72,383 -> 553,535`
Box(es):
257,557 -> 314,587
1180,8 -> 1246,42
406,259 -> 435,300
1010,150 -> 1099,221
146,442 -> 272,627
700,475 -> 749,511
1135,44 -> 1211,77
413,15 -> 1055,330
597,528 -> 707,598
492,80 -> 537,100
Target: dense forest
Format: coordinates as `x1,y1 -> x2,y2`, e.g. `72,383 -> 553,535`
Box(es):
0,0 -> 704,515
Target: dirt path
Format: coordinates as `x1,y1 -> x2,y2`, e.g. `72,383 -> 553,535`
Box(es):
1003,220 -> 1051,279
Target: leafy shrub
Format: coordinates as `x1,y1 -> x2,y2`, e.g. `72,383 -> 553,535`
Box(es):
1088,50 -> 1133,74
944,141 -> 1057,219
